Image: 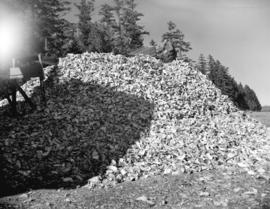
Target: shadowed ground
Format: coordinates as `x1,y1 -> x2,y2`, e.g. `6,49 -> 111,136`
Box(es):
0,78 -> 154,197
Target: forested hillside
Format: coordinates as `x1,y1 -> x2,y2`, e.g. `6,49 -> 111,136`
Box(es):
196,54 -> 261,111
1,0 -> 262,109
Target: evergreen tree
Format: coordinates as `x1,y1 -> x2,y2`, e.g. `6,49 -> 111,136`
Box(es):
208,56 -> 239,105
207,55 -> 215,73
63,36 -> 83,55
161,21 -> 191,60
99,4 -> 116,52
235,83 -> 249,110
75,0 -> 95,51
99,4 -> 115,26
243,85 -> 262,111
14,0 -> 71,56
197,54 -> 207,74
207,55 -> 261,111
89,22 -> 117,52
150,40 -> 157,48
110,0 -> 127,54
122,0 -> 149,50
99,0 -> 148,55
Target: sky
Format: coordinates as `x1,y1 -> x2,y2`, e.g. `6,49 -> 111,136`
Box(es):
65,0 -> 270,105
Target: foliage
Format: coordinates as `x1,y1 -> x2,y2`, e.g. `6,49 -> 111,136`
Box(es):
243,85 -> 262,111
158,39 -> 177,63
122,0 -> 149,50
160,21 -> 191,61
196,54 -> 207,75
208,58 -> 238,100
2,0 -> 262,113
205,54 -> 261,111
235,83 -> 249,110
99,0 -> 149,55
63,36 -> 83,55
75,0 -> 95,52
150,40 -> 157,48
98,4 -> 116,52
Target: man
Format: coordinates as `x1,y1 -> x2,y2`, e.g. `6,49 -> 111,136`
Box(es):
157,39 -> 177,63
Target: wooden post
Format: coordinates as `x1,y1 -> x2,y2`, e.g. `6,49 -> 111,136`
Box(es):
40,77 -> 46,106
15,83 -> 36,110
5,95 -> 12,105
38,53 -> 46,106
11,87 -> 17,116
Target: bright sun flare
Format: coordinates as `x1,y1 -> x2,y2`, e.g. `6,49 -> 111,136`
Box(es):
0,18 -> 24,62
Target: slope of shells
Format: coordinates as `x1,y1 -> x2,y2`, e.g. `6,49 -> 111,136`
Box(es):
0,52 -> 269,195
56,53 -> 268,188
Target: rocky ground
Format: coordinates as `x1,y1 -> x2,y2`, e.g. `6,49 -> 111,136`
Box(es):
0,53 -> 270,208
1,167 -> 270,209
